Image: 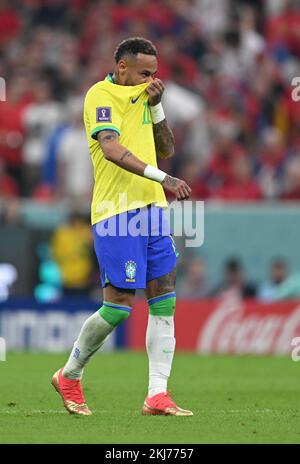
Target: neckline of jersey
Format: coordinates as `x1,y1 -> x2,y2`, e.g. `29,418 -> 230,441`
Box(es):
106,73 -> 115,84
105,73 -> 149,92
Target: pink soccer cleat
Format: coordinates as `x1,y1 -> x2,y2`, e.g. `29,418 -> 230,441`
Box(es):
51,368 -> 92,416
142,391 -> 193,416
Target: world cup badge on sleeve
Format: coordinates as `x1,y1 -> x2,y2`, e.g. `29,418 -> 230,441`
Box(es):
96,107 -> 112,123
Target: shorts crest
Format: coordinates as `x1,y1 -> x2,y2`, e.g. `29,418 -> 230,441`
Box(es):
125,260 -> 137,281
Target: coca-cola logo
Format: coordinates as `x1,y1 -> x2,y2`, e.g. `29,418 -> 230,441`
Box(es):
197,295 -> 300,354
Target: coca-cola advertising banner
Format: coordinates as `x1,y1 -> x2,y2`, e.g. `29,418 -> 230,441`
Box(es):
129,297 -> 300,354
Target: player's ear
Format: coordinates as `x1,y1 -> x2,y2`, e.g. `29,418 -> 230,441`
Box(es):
118,59 -> 127,71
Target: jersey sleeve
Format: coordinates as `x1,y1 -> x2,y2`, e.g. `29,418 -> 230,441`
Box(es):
84,87 -> 123,141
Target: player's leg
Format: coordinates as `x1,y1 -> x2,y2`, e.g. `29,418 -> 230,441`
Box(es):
51,301 -> 114,416
52,211 -> 145,415
145,269 -> 177,398
52,284 -> 134,416
142,206 -> 193,416
143,268 -> 192,416
62,285 -> 134,380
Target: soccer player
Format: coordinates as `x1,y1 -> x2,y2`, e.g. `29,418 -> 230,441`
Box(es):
52,37 -> 193,416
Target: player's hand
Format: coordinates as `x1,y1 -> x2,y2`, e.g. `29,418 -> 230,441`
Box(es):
146,78 -> 165,106
162,175 -> 192,201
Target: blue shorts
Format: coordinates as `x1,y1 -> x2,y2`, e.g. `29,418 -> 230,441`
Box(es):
93,205 -> 178,289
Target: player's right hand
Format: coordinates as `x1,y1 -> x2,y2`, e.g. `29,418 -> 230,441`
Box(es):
162,175 -> 192,201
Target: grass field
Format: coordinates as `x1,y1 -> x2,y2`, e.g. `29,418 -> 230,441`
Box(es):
0,351 -> 299,444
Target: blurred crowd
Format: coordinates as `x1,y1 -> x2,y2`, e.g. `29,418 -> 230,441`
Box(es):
1,0 -> 300,206
176,254 -> 300,300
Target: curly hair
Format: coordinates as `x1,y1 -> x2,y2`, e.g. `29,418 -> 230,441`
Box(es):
114,37 -> 157,63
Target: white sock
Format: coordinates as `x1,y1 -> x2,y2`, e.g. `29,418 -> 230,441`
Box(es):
146,315 -> 176,398
63,311 -> 114,380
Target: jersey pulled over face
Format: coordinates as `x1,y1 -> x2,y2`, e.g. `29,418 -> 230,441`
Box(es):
84,74 -> 167,225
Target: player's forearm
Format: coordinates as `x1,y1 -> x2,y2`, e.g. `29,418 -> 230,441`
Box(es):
148,101 -> 175,159
153,119 -> 175,159
104,141 -> 147,176
97,131 -> 190,199
104,142 -> 190,199
96,129 -> 173,184
97,131 -> 149,177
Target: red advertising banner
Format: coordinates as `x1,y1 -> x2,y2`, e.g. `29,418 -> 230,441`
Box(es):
129,296 -> 300,354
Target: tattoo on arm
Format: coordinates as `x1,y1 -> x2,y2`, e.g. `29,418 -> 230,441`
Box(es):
163,175 -> 178,187
98,130 -> 119,144
153,120 -> 175,159
120,150 -> 132,161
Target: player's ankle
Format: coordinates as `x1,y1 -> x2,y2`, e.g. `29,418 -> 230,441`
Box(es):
148,388 -> 167,398
62,367 -> 82,381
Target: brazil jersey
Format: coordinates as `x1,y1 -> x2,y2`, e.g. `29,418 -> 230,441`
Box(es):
84,74 -> 168,225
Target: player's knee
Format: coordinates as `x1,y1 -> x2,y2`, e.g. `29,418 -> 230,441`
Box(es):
147,292 -> 176,317
99,301 -> 131,327
104,284 -> 135,307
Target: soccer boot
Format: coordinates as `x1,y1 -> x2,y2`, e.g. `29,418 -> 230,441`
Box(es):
51,368 -> 92,416
142,391 -> 193,416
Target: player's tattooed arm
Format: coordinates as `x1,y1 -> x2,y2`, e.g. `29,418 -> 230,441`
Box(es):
120,150 -> 132,161
153,120 -> 175,159
97,131 -> 119,144
146,78 -> 175,159
97,130 -> 191,199
162,175 -> 191,200
97,130 -> 146,175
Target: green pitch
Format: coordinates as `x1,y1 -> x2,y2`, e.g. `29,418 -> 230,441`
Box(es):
0,352 -> 299,444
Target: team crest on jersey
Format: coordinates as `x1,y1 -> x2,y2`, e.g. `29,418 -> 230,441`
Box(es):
96,107 -> 112,122
125,260 -> 137,281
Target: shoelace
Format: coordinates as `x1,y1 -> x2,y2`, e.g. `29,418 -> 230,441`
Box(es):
61,377 -> 85,404
153,391 -> 176,409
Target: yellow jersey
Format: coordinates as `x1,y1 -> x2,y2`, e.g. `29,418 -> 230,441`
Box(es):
83,74 -> 167,225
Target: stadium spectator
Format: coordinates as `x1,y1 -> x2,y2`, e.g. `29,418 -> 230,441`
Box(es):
51,212 -> 94,297
211,155 -> 262,202
256,127 -> 287,199
177,158 -> 210,200
0,159 -> 19,198
239,5 -> 266,75
0,198 -> 22,226
266,0 -> 300,56
161,77 -> 209,162
177,256 -> 211,299
211,257 -> 257,299
55,97 -> 93,205
41,124 -> 70,193
206,134 -> 246,191
257,254 -> 300,301
0,1 -> 21,48
274,270 -> 300,300
281,157 -> 300,200
0,76 -> 32,188
258,258 -> 289,301
22,80 -> 63,196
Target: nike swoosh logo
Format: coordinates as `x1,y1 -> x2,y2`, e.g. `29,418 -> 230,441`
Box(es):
131,96 -> 140,104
